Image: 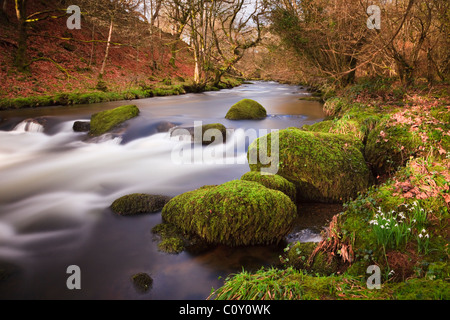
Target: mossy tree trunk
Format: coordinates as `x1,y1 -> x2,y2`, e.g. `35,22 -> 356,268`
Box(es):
14,0 -> 28,72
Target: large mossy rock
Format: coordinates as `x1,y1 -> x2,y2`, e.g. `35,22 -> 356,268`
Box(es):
110,193 -> 171,215
302,111 -> 381,144
89,104 -> 140,136
225,99 -> 267,120
248,128 -> 372,203
241,171 -> 296,203
161,180 -> 297,246
170,123 -> 227,145
365,117 -> 421,176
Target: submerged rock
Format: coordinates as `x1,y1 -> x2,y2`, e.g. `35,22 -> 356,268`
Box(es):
110,193 -> 171,215
161,180 -> 297,246
72,121 -> 90,132
170,123 -> 227,145
131,272 -> 153,293
248,128 -> 372,203
225,99 -> 267,120
13,118 -> 46,132
89,104 -> 140,136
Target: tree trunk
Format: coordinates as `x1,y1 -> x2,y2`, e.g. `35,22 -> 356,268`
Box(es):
193,51 -> 200,84
98,17 -> 113,79
88,23 -> 95,67
0,0 -> 9,23
14,0 -> 28,72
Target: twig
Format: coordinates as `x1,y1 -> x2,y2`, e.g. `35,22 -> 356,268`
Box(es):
24,57 -> 74,80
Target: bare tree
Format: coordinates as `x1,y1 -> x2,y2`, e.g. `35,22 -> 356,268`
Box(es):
165,0 -> 266,87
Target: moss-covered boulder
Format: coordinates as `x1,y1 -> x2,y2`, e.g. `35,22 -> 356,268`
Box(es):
110,193 -> 171,215
302,111 -> 381,144
170,123 -> 227,145
161,180 -> 297,246
241,171 -> 296,203
365,117 -> 421,176
248,128 -> 372,203
225,99 -> 267,120
89,104 -> 140,136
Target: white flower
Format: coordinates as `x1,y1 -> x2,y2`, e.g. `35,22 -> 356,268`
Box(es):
408,228 -> 411,231
381,225 -> 385,229
419,234 -> 423,238
421,229 -> 426,233
395,224 -> 398,227
425,234 -> 429,238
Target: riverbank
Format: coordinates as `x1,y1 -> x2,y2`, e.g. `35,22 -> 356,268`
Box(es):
209,79 -> 450,300
0,77 -> 244,110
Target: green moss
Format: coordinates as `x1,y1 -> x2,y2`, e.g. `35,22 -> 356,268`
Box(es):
161,180 -> 297,246
131,272 -> 153,292
281,242 -> 340,276
225,99 -> 267,120
89,104 -> 140,136
431,106 -> 450,124
199,123 -> 227,145
322,97 -> 346,117
365,118 -> 421,176
209,267 -> 334,300
298,96 -> 323,102
393,278 -> 450,300
110,193 -> 171,215
152,222 -> 186,253
301,120 -> 333,133
302,111 -> 381,144
240,171 -> 297,202
209,266 -> 394,300
248,128 -> 371,203
158,237 -> 185,254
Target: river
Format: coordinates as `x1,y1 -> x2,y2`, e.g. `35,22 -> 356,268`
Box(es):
0,81 -> 341,299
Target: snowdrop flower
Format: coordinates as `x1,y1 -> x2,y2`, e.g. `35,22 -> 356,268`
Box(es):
422,229 -> 426,233
419,234 -> 423,238
381,225 -> 385,229
425,234 -> 429,238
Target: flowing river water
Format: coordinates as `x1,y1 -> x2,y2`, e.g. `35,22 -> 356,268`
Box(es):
0,81 -> 342,299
